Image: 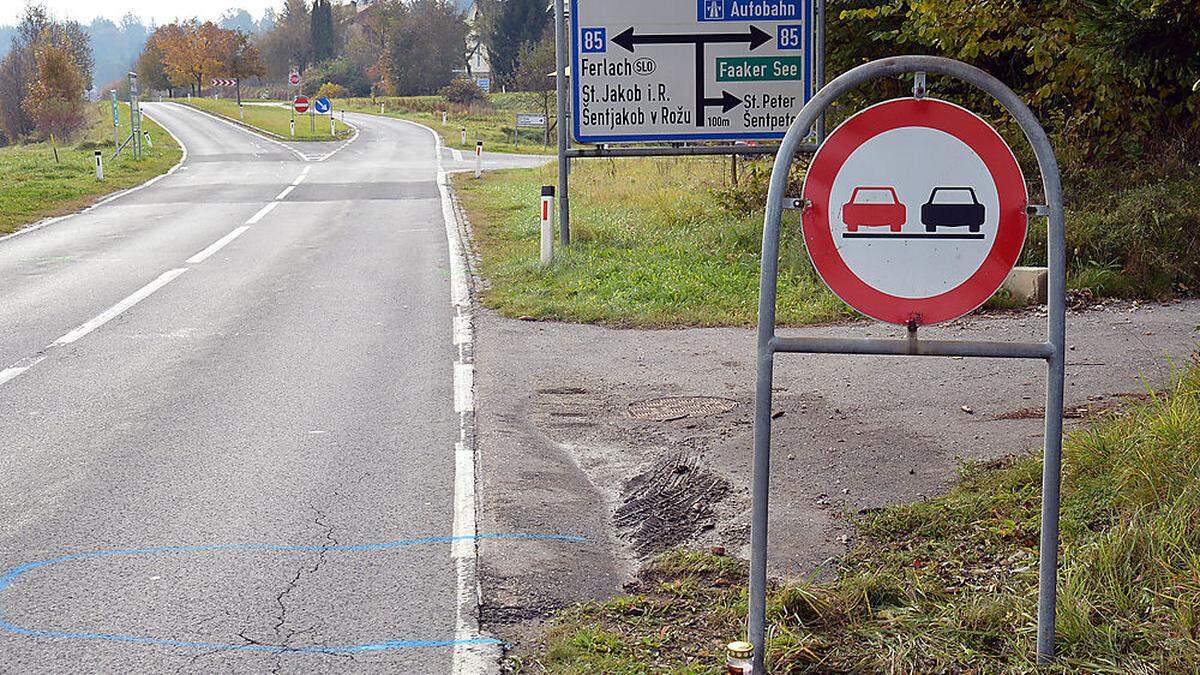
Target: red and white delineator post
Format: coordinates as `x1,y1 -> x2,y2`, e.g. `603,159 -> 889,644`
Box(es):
474,141 -> 483,179
540,186 -> 555,265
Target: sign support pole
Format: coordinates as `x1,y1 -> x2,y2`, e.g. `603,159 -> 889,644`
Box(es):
554,0 -> 571,247
814,0 -> 827,142
749,55 -> 1066,672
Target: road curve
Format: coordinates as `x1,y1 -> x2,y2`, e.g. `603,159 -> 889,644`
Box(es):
0,103 -> 536,672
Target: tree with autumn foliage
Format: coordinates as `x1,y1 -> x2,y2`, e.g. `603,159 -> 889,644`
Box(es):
21,41 -> 87,140
147,21 -> 264,98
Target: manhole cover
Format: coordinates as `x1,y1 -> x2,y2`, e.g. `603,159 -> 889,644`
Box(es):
628,396 -> 738,421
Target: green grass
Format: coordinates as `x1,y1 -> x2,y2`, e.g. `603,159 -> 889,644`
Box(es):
0,102 -> 182,236
340,93 -> 555,155
182,98 -> 352,141
455,151 -> 1200,327
515,357 -> 1200,673
454,156 -> 847,327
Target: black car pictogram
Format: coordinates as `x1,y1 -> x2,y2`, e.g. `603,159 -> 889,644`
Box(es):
921,187 -> 985,233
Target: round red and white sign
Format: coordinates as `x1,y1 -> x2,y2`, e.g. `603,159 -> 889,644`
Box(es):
293,96 -> 310,114
802,98 -> 1028,326
289,71 -> 301,86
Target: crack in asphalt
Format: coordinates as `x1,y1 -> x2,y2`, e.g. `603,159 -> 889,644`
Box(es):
269,504 -> 338,674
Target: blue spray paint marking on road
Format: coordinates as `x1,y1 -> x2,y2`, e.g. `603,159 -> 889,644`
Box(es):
0,533 -> 586,654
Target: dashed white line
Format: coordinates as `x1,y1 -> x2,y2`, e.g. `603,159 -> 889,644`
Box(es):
52,269 -> 188,347
0,356 -> 47,387
246,201 -> 280,225
453,363 -> 474,414
186,226 -> 249,264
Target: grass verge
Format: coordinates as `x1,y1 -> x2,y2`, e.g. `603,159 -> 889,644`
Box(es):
455,153 -> 1199,326
0,101 -> 182,236
340,93 -> 555,155
454,156 -> 846,327
181,98 -> 352,141
515,356 -> 1200,673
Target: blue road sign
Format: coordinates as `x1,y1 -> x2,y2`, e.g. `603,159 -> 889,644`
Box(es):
314,97 -> 332,114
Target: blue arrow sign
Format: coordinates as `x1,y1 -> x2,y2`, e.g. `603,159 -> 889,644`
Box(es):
314,97 -> 332,114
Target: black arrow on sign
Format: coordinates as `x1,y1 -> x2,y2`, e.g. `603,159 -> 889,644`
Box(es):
610,26 -> 769,128
611,26 -> 773,52
704,90 -> 744,113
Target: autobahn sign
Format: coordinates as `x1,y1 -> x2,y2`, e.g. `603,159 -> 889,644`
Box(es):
571,0 -> 813,143
801,98 -> 1029,325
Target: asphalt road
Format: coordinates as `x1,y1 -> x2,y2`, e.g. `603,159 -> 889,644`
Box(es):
0,103 -> 542,673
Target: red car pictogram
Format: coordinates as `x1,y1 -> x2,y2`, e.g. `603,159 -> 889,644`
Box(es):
841,186 -> 906,233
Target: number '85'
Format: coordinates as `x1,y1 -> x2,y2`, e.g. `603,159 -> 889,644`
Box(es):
778,25 -> 803,50
581,28 -> 606,53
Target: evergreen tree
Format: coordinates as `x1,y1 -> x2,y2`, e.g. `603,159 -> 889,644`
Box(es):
311,0 -> 335,65
481,0 -> 550,86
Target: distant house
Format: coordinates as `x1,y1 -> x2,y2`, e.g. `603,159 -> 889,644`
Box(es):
464,2 -> 492,82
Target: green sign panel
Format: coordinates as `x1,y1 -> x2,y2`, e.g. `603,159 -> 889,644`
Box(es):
716,57 -> 804,83
110,90 -> 119,126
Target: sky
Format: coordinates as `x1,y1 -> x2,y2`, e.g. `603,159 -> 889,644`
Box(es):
0,0 -> 276,25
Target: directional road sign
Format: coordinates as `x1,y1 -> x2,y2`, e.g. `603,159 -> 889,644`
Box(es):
293,96 -> 310,114
801,98 -> 1028,326
211,78 -> 239,87
571,0 -> 813,143
516,113 -> 548,128
314,97 -> 331,114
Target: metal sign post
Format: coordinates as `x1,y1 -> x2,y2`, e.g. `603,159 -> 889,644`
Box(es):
515,113 -> 549,147
554,0 -> 826,247
110,90 -> 120,148
128,72 -> 141,161
748,55 -> 1066,671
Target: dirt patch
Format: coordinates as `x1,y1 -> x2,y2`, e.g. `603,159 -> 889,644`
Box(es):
615,451 -> 732,556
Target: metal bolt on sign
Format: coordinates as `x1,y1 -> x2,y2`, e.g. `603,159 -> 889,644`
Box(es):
748,55 -> 1066,671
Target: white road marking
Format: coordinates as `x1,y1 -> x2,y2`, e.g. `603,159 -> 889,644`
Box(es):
52,269 -> 188,347
453,316 -> 471,346
275,185 -> 297,201
186,226 -> 249,264
452,149 -> 464,163
453,364 -> 474,413
246,201 -> 280,225
0,356 -> 47,387
403,117 -> 496,674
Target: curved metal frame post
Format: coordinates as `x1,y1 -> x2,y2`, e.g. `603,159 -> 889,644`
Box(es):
749,55 -> 1066,670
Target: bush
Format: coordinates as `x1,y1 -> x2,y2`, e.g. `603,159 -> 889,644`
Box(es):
829,0 -> 1200,160
314,82 -> 348,100
439,78 -> 488,106
300,57 -> 370,97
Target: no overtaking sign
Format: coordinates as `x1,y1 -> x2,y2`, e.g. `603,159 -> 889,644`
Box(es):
801,98 -> 1028,325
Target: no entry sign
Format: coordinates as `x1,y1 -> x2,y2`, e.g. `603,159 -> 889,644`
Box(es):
293,96 -> 310,114
801,98 -> 1028,325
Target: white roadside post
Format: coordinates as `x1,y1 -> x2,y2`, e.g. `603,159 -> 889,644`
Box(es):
461,127 -> 467,147
540,186 -> 555,265
94,151 -> 104,181
142,131 -> 152,148
380,102 -> 385,114
290,118 -> 295,137
442,111 -> 447,125
330,112 -> 335,136
474,141 -> 483,179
